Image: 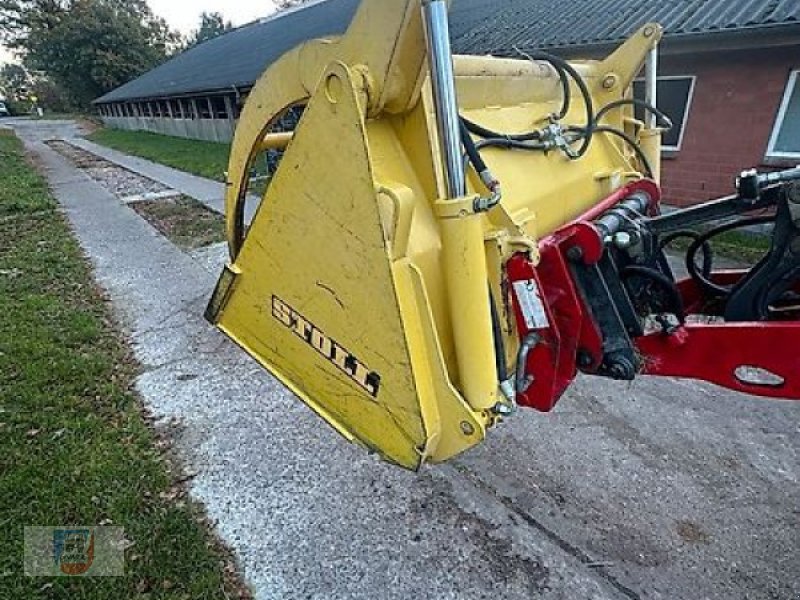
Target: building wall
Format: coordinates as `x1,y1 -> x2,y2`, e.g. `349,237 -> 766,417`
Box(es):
660,46 -> 800,207
101,115 -> 235,143
98,93 -> 241,144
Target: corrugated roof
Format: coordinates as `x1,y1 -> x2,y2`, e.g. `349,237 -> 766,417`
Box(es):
450,0 -> 800,55
96,0 -> 800,104
96,0 -> 361,103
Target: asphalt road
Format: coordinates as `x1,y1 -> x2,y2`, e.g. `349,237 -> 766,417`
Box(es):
6,118 -> 798,600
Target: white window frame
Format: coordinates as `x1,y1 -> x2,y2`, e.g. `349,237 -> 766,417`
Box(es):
766,69 -> 800,160
634,75 -> 697,152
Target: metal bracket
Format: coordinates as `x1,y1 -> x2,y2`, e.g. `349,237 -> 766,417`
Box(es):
434,195 -> 483,219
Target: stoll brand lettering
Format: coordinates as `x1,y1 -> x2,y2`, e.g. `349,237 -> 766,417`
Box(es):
272,296 -> 382,398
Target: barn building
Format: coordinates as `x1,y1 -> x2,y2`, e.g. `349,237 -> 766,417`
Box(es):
95,0 -> 800,207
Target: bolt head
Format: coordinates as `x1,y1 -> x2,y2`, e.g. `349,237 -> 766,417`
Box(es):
613,232 -> 633,249
492,402 -> 514,417
602,74 -> 617,90
460,421 -> 476,436
577,350 -> 594,368
566,246 -> 584,262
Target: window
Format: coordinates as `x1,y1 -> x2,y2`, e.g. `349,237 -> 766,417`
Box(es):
183,99 -> 197,119
197,98 -> 212,119
633,76 -> 696,151
767,70 -> 800,159
210,96 -> 228,120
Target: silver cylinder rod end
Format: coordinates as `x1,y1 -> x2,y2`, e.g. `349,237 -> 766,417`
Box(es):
422,0 -> 466,199
645,46 -> 659,130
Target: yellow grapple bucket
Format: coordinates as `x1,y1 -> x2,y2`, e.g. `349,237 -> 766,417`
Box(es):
206,0 -> 662,469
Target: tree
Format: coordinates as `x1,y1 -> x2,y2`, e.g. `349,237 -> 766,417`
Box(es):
0,0 -> 180,107
0,62 -> 29,100
188,12 -> 232,48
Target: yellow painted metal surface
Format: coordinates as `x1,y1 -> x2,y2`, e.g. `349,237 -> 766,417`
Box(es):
208,0 -> 663,468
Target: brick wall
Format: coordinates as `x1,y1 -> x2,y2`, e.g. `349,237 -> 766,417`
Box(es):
659,46 -> 800,207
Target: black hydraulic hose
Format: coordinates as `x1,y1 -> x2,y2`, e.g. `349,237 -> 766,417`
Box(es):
594,98 -> 674,130
460,118 -> 489,175
489,290 -> 509,384
514,49 -> 572,120
621,265 -> 686,323
461,115 -> 543,142
660,231 -> 714,278
593,126 -> 654,178
459,77 -> 667,179
525,51 -> 595,156
459,51 -> 576,142
568,125 -> 655,179
475,138 -> 548,152
686,216 -> 775,298
550,59 -> 572,120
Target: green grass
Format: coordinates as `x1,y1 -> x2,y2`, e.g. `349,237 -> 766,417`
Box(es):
87,128 -> 231,182
663,228 -> 772,265
706,230 -> 772,264
0,131 -> 250,598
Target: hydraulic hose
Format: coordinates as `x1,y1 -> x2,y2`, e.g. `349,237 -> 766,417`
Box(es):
660,230 -> 713,278
489,290 -> 509,384
621,265 -> 686,323
567,125 -> 655,179
475,138 -> 548,152
594,98 -> 673,130
460,118 -> 503,212
460,118 -> 489,175
686,216 -> 775,298
461,116 -> 543,142
525,51 -> 595,156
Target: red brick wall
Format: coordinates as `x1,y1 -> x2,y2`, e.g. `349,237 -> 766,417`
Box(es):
659,46 -> 800,207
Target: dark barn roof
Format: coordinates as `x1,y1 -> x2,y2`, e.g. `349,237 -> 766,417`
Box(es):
96,0 -> 800,104
450,0 -> 800,55
96,0 -> 361,103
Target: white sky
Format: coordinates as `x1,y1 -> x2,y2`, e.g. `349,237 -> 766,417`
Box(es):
148,0 -> 276,37
0,1 -> 278,66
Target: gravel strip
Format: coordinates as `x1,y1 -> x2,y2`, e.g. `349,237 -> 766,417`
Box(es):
46,140 -> 171,199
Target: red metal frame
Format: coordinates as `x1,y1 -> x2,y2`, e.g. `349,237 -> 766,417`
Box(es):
507,178 -> 800,410
507,180 -> 661,411
636,323 -> 800,399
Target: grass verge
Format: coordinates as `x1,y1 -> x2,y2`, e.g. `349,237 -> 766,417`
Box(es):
87,128 -> 231,182
663,228 -> 772,265
0,130 -> 250,598
131,196 -> 226,251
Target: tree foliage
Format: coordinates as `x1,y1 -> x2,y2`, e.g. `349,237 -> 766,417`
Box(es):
188,11 -> 232,48
0,0 -> 179,107
0,62 -> 28,99
0,63 -> 72,112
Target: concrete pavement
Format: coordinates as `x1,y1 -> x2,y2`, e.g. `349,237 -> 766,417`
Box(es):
7,119 -> 799,600
69,136 -> 261,222
2,119 -> 257,221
